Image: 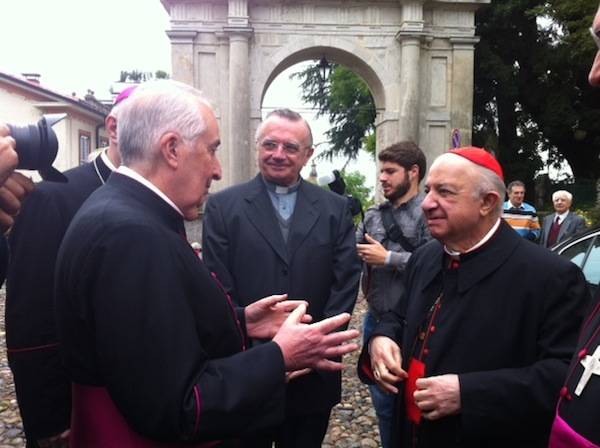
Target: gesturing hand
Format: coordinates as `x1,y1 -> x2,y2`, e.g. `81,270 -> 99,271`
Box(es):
273,304 -> 359,372
356,234 -> 388,266
245,294 -> 311,339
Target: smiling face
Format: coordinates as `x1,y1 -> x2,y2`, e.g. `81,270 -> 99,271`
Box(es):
421,155 -> 490,250
508,185 -> 525,208
256,115 -> 314,186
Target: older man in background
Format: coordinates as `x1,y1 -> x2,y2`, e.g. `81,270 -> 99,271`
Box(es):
540,190 -> 587,248
502,180 -> 541,241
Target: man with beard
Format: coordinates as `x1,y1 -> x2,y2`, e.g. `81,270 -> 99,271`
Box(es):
356,141 -> 430,448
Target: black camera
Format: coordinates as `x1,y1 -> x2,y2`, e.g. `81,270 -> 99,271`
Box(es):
7,114 -> 67,183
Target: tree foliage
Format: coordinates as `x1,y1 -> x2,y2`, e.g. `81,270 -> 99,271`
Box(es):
118,70 -> 170,83
294,2 -> 600,189
474,0 -> 600,188
291,63 -> 376,161
343,170 -> 374,210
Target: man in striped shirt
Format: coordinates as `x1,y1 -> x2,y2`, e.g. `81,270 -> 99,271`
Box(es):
502,180 -> 540,241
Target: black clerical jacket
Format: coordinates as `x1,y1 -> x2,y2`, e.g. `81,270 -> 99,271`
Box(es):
6,156 -> 112,439
55,173 -> 286,444
360,220 -> 590,448
202,174 -> 361,415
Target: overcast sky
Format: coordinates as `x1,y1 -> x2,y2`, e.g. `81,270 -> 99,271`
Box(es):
2,0 -> 376,190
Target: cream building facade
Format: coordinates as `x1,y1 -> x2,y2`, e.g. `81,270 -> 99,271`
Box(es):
161,0 -> 490,190
0,72 -> 109,179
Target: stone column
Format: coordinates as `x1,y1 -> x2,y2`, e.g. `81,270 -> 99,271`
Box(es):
165,30 -> 198,86
450,37 -> 480,147
396,1 -> 424,142
225,29 -> 252,184
225,0 -> 253,184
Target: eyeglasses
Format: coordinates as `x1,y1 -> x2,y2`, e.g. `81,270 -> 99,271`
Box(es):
590,27 -> 600,50
260,139 -> 306,155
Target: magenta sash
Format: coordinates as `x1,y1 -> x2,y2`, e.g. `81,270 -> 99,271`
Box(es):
71,383 -> 220,448
549,415 -> 599,448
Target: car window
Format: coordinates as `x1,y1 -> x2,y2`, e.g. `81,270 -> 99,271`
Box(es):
582,237 -> 600,288
559,236 -> 594,268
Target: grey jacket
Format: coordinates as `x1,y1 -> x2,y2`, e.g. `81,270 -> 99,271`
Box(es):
356,193 -> 430,319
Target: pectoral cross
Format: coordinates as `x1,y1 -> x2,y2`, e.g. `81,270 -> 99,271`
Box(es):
575,345 -> 600,396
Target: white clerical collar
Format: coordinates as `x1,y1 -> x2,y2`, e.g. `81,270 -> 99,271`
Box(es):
444,218 -> 502,257
100,149 -> 117,172
116,166 -> 184,217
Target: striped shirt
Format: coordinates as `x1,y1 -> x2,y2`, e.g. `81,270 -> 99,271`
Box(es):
502,200 -> 540,241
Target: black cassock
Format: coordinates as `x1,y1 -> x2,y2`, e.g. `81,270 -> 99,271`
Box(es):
55,173 -> 286,445
360,220 -> 590,448
5,155 -> 112,440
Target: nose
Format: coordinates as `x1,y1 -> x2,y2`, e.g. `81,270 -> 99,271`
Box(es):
271,144 -> 287,159
213,156 -> 222,181
421,191 -> 435,212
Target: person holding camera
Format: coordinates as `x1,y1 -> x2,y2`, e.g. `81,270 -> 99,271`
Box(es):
0,124 -> 34,284
355,141 -> 430,448
202,108 -> 361,448
4,86 -> 135,448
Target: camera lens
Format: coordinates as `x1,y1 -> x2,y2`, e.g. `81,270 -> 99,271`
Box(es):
7,115 -> 67,182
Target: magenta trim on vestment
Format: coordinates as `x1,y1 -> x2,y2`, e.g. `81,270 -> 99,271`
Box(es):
193,385 -> 202,436
211,271 -> 247,351
70,383 -> 220,447
549,414 -> 599,448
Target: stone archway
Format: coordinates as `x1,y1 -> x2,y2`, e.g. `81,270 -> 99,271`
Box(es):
162,0 -> 489,190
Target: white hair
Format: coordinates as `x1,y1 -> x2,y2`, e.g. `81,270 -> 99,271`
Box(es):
552,190 -> 573,202
472,165 -> 506,218
117,80 -> 211,166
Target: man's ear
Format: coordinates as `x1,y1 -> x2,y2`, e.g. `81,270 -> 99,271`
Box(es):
159,132 -> 180,169
408,164 -> 419,181
105,115 -> 117,147
303,146 -> 315,167
481,191 -> 501,217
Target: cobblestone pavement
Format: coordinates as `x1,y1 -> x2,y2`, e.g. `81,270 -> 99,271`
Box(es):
0,289 -> 380,447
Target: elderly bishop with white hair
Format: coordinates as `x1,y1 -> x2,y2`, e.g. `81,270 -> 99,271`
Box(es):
359,147 -> 590,447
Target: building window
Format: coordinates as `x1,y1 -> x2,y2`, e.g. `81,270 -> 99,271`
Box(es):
79,131 -> 91,164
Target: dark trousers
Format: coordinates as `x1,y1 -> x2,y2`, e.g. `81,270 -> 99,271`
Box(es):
241,410 -> 332,448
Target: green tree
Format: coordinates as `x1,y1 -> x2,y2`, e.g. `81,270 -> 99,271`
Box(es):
291,63 -> 376,162
474,0 -> 600,189
343,170 -> 374,211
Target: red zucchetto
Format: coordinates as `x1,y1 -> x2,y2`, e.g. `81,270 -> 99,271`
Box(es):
448,146 -> 504,181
